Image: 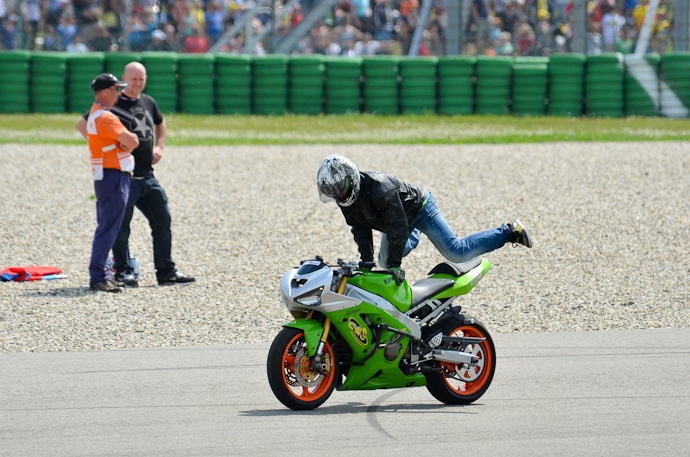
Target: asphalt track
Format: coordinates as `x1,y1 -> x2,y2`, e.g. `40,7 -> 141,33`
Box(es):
2,328 -> 689,457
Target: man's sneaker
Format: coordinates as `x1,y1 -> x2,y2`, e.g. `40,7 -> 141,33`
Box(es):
114,271 -> 138,287
509,219 -> 533,248
159,271 -> 195,285
90,280 -> 123,293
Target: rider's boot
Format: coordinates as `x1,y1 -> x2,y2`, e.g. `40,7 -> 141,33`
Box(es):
508,219 -> 533,248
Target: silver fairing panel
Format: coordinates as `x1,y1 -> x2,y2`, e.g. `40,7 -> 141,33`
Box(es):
280,267 -> 421,339
343,284 -> 421,339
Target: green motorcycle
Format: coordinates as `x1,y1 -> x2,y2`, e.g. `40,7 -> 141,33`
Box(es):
267,256 -> 496,410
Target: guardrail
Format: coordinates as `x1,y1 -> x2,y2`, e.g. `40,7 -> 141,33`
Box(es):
1,51 -> 688,118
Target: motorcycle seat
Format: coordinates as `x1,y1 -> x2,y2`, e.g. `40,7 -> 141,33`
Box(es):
428,257 -> 482,277
410,278 -> 455,306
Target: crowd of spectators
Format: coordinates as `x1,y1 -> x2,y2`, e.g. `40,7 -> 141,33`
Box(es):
0,0 -> 679,56
585,0 -> 675,55
462,0 -> 675,57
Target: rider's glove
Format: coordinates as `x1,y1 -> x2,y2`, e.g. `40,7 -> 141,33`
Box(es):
389,267 -> 405,285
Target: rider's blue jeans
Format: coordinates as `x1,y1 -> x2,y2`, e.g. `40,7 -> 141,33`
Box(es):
378,192 -> 511,267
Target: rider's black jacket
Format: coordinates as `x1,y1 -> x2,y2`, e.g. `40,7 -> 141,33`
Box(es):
339,171 -> 426,268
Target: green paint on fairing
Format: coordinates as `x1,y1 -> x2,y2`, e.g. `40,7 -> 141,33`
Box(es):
346,271 -> 413,312
283,319 -> 325,356
283,302 -> 427,390
327,301 -> 427,390
430,258 -> 492,299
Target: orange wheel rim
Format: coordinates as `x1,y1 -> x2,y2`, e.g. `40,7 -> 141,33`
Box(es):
441,326 -> 493,395
281,333 -> 336,402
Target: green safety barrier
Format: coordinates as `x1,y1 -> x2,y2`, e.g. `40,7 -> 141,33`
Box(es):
0,51 -> 31,113
324,57 -> 362,115
252,55 -> 289,115
288,55 -> 325,115
437,56 -> 475,116
0,52 -> 688,118
548,53 -> 585,117
31,52 -> 68,114
215,54 -> 252,114
140,52 -> 178,113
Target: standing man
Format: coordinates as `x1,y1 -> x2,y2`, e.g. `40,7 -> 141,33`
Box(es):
87,73 -> 139,293
77,62 -> 195,287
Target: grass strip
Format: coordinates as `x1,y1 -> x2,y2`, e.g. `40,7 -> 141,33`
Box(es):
1,114 -> 688,145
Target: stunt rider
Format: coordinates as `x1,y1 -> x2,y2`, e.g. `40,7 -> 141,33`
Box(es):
316,154 -> 533,285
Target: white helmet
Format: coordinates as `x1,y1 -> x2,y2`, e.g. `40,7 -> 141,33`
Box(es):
317,154 -> 361,207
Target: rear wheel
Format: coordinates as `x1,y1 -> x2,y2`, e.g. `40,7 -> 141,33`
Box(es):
424,318 -> 496,405
266,327 -> 339,410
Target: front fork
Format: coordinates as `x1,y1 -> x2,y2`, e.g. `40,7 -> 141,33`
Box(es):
309,275 -> 347,374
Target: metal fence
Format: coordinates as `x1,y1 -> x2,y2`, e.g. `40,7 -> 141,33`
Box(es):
1,0 -> 687,57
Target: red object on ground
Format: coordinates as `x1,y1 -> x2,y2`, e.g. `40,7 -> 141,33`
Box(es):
1,266 -> 63,281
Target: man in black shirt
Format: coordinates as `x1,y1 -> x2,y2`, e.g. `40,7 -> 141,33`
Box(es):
77,62 -> 195,287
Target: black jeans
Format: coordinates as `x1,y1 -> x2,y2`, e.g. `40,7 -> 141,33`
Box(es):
112,174 -> 176,283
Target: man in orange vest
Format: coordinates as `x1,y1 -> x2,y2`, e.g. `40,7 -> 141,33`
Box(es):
86,73 -> 140,293
77,63 -> 196,287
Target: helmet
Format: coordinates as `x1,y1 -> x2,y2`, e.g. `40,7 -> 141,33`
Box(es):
317,154 -> 361,207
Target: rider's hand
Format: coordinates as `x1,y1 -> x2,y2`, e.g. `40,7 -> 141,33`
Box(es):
389,267 -> 405,285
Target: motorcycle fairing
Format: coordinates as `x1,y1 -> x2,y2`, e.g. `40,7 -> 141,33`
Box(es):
428,258 -> 491,300
283,318 -> 327,356
282,304 -> 427,391
346,272 -> 413,312
330,302 -> 426,391
342,284 -> 421,339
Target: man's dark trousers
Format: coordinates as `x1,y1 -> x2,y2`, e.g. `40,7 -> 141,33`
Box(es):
89,170 -> 131,283
112,173 -> 176,283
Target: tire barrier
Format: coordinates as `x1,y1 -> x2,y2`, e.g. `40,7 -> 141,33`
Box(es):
140,52 -> 179,114
0,52 -> 689,118
66,53 -> 105,113
0,51 -> 31,114
178,54 -> 215,115
215,54 -> 252,115
475,56 -> 513,115
324,57 -> 362,115
586,53 -> 625,118
659,52 -> 690,118
399,57 -> 437,115
31,52 -> 68,114
437,56 -> 475,116
288,55 -> 325,115
512,57 -> 549,117
548,53 -> 585,117
624,54 -> 659,117
362,56 -> 400,115
252,55 -> 288,115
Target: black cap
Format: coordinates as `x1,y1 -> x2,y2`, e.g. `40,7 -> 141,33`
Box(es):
91,73 -> 127,91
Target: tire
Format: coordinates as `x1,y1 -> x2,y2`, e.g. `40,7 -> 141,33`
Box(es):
266,327 -> 339,410
424,318 -> 496,405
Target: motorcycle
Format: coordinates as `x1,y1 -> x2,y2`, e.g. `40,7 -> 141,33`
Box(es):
267,256 -> 496,410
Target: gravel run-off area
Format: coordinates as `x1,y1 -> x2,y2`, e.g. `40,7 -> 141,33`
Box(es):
1,142 -> 689,353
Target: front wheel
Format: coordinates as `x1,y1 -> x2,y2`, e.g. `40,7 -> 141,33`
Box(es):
424,318 -> 496,405
266,327 -> 340,410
